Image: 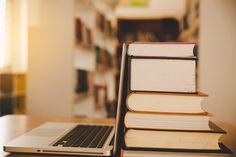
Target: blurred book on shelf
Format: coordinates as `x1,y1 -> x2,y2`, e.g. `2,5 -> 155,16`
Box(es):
75,18 -> 83,43
0,73 -> 14,93
0,72 -> 27,115
75,69 -> 89,94
75,18 -> 93,48
117,18 -> 180,43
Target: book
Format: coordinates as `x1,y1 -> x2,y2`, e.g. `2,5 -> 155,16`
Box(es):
75,69 -> 89,94
121,143 -> 233,157
127,42 -> 197,93
124,111 -> 211,131
14,73 -> 26,92
128,42 -> 197,58
75,18 -> 83,43
124,123 -> 226,150
126,92 -> 207,114
0,73 -> 14,93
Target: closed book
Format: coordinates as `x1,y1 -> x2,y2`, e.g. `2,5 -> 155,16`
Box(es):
124,111 -> 211,131
127,42 -> 197,93
126,92 -> 207,114
128,42 -> 196,57
121,143 -> 233,157
124,122 -> 226,150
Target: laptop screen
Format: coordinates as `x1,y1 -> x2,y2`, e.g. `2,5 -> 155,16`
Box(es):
113,44 -> 127,154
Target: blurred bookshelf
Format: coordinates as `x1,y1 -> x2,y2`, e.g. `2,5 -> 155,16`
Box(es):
73,0 -> 200,118
0,71 -> 27,116
73,1 -> 117,118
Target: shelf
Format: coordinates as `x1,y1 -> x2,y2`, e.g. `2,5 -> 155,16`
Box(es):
74,44 -> 94,53
0,91 -> 26,98
93,29 -> 117,55
94,69 -> 116,101
0,70 -> 27,75
74,11 -> 95,29
94,0 -> 114,20
74,48 -> 96,71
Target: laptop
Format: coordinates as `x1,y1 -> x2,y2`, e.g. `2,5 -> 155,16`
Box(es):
4,44 -> 127,156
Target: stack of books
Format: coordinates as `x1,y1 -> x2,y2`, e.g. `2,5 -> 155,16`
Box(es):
121,42 -> 232,157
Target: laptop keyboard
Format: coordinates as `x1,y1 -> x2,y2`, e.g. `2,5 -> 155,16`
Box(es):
52,125 -> 113,148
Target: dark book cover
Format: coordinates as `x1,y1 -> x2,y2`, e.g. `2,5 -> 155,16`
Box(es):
75,69 -> 88,94
75,18 -> 83,43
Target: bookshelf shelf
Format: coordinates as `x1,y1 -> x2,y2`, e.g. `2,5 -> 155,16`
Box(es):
94,30 -> 117,56
73,2 -> 117,118
74,50 -> 96,71
0,91 -> 25,98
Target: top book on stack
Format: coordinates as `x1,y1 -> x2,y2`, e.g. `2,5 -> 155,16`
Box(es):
127,42 -> 197,93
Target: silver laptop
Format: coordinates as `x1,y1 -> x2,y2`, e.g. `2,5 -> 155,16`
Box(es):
4,44 -> 127,156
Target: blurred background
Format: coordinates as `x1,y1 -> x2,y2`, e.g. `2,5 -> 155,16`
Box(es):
0,0 -> 236,153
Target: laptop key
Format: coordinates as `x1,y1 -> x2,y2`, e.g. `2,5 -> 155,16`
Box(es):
53,125 -> 87,147
63,125 -> 88,147
80,126 -> 102,147
97,127 -> 113,148
88,126 -> 108,148
71,126 -> 94,147
53,125 -> 113,148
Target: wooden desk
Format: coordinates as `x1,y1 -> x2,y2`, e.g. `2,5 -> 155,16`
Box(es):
0,115 -> 115,157
1,115 -> 235,157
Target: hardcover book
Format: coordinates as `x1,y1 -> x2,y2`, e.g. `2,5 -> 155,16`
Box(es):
124,111 -> 211,131
121,143 -> 233,157
127,42 -> 198,93
128,42 -> 197,58
124,122 -> 226,150
126,92 -> 207,114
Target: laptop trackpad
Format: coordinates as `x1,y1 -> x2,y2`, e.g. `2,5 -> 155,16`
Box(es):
26,128 -> 65,137
25,122 -> 76,137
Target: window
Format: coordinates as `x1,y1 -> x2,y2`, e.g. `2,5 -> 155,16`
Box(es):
0,0 -> 28,72
0,0 -> 6,69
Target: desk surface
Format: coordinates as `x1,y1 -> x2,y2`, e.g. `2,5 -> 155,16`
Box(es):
1,115 -> 236,157
0,115 -> 115,157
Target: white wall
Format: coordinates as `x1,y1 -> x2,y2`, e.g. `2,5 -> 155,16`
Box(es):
27,0 -> 74,116
200,0 -> 236,154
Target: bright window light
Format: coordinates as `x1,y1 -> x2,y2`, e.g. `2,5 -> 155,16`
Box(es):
18,0 -> 28,71
0,0 -> 6,68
